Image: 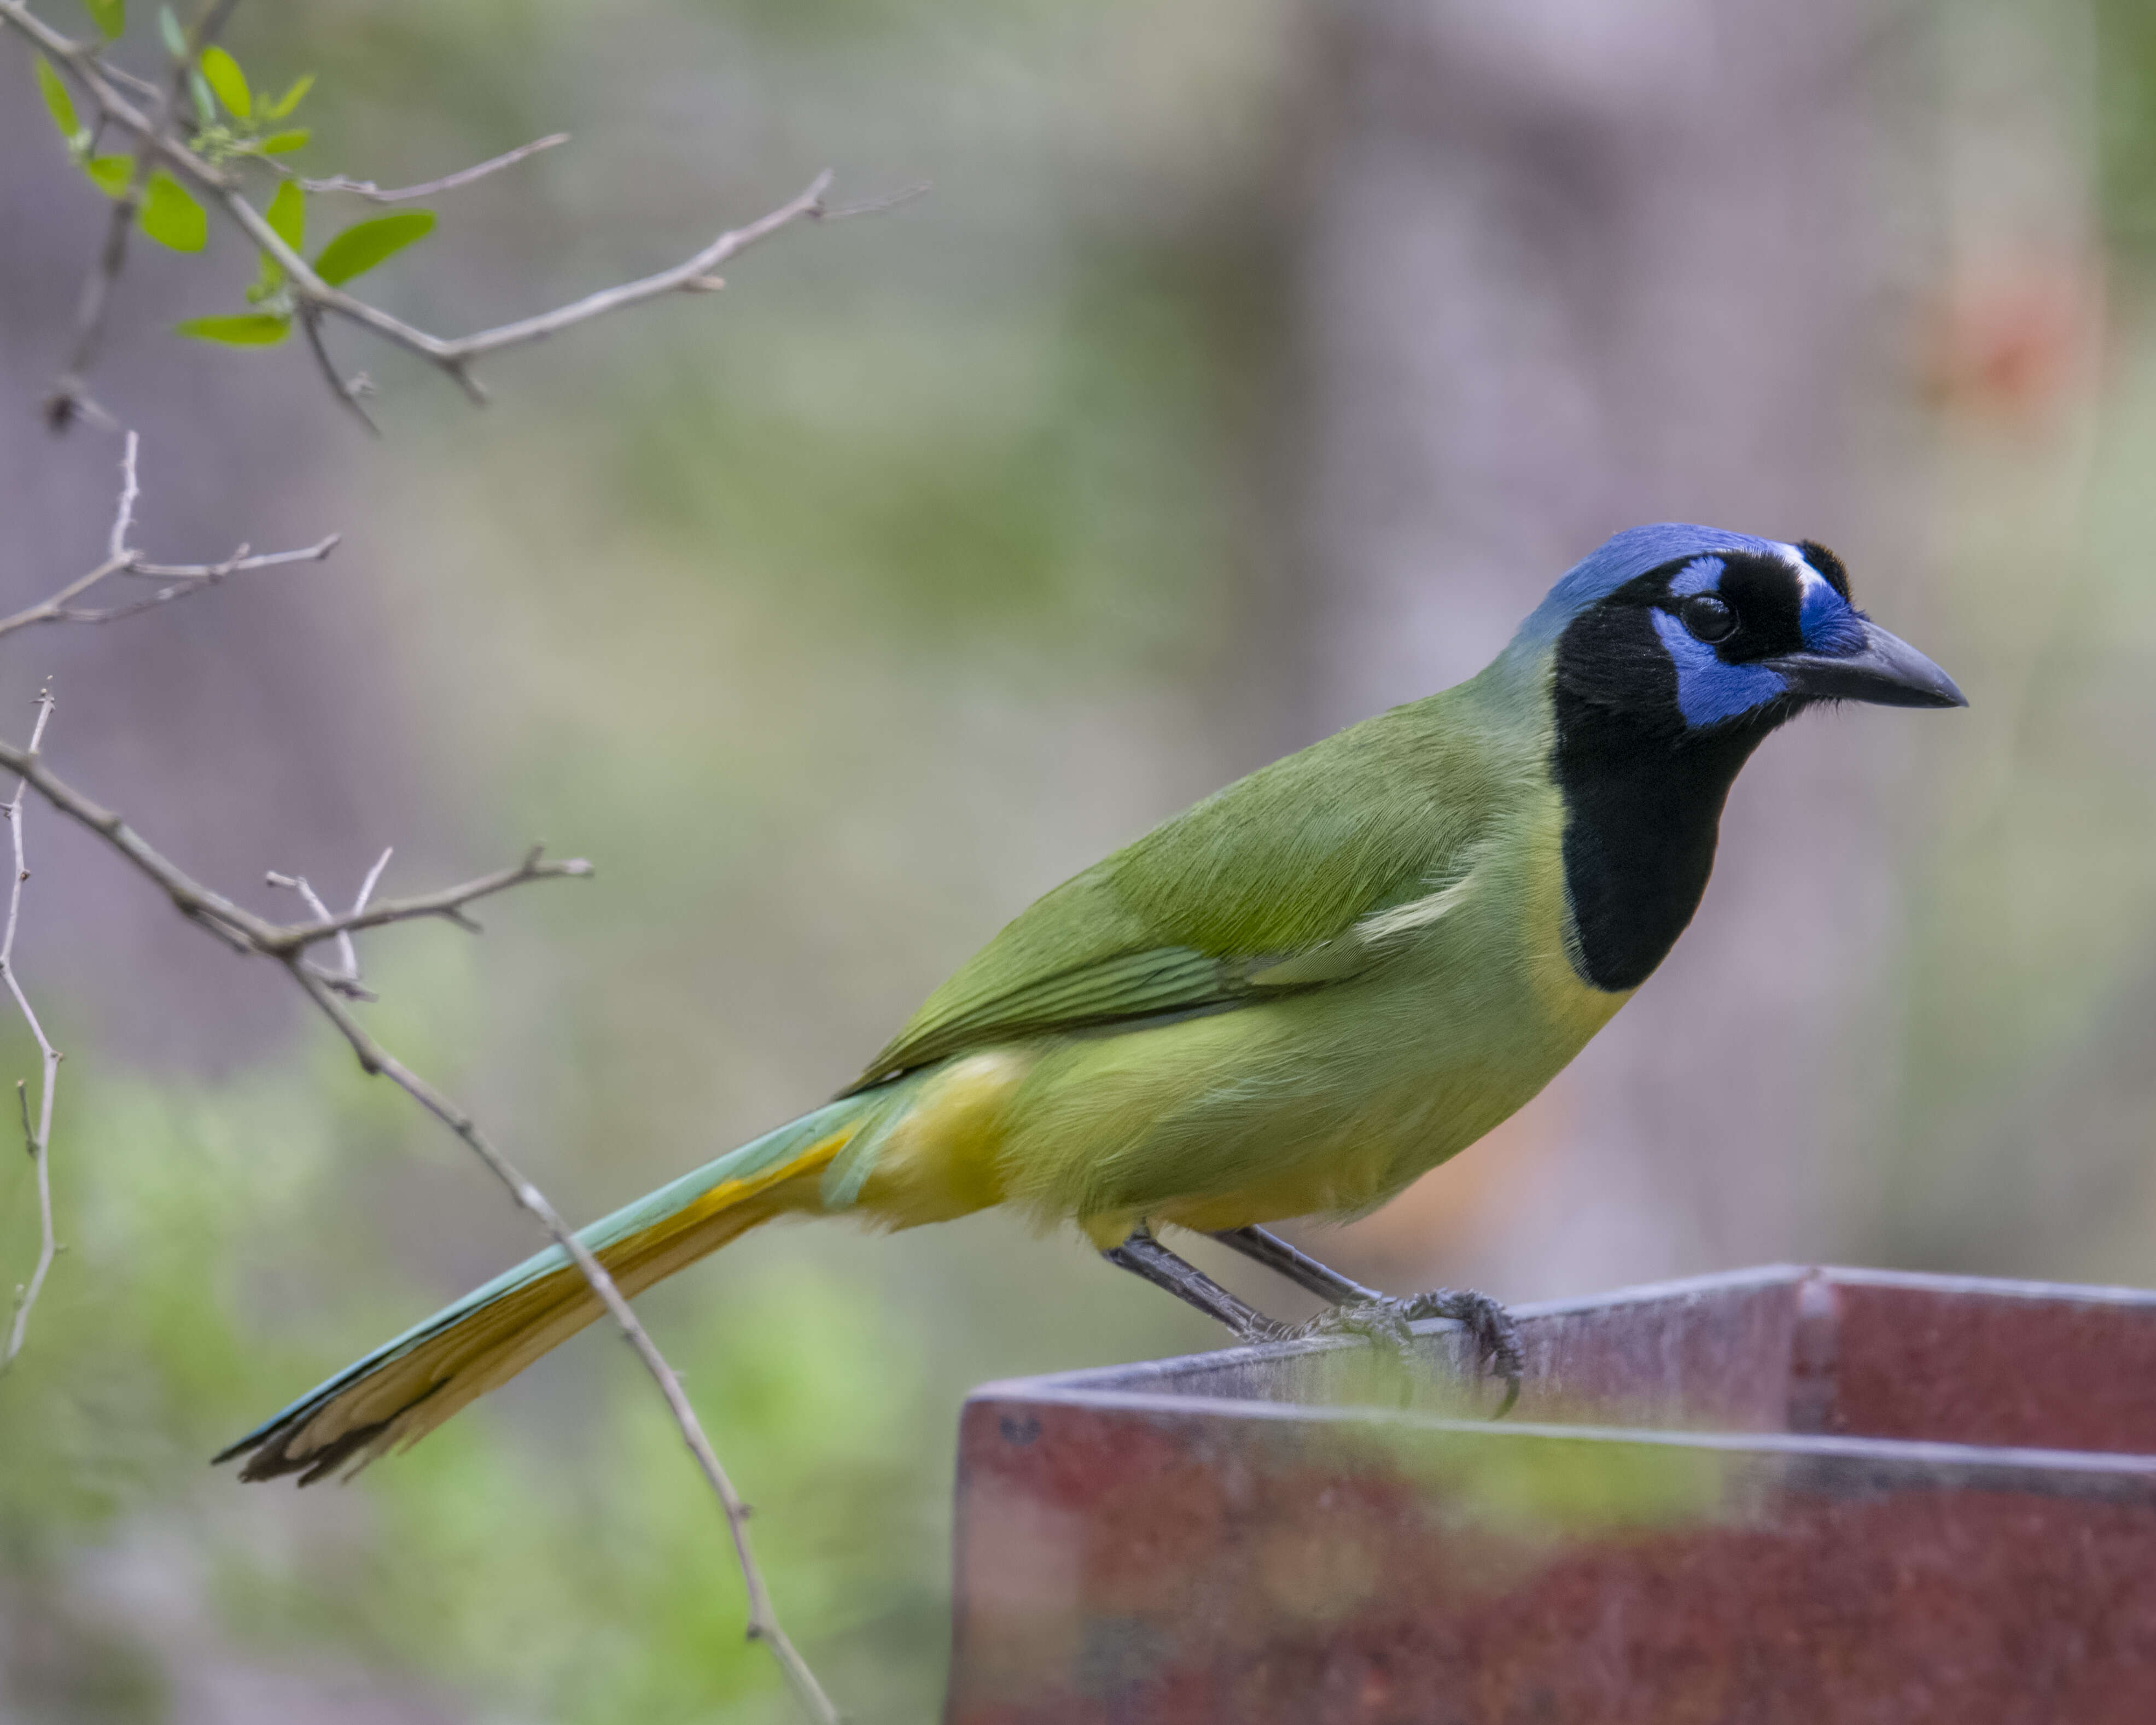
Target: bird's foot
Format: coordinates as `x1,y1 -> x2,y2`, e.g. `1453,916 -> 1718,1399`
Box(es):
1292,1295 -> 1417,1352
1293,1287 -> 1523,1418
1401,1287 -> 1523,1418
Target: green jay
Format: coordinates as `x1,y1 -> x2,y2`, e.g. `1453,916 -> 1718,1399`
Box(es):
222,524 -> 1964,1482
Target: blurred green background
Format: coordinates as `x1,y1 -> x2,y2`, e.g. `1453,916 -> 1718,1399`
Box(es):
3,0 -> 2155,1718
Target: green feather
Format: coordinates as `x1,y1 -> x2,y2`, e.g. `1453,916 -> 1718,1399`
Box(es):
855,656 -> 1545,1089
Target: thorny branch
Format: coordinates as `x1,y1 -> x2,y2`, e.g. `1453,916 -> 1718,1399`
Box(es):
0,438 -> 844,1722
0,432 -> 339,643
2,0 -> 839,421
1,691 -> 59,1375
266,844 -> 391,998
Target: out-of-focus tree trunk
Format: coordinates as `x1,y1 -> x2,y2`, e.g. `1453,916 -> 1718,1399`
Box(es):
1283,0 -> 1918,1294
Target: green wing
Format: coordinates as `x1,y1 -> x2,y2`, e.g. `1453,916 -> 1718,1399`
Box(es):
847,690 -> 1511,1091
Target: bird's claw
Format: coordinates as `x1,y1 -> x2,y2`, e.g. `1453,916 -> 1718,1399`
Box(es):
1401,1286 -> 1524,1418
1291,1287 -> 1523,1418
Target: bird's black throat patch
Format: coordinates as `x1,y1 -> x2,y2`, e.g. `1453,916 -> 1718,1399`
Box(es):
1548,576 -> 1790,992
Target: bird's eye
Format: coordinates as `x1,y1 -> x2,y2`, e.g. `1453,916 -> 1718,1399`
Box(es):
1679,595 -> 1737,643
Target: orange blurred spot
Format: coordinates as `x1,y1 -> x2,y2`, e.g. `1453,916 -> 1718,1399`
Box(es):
1919,257 -> 2102,424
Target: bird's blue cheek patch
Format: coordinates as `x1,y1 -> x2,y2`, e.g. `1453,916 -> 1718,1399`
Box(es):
1799,580 -> 1868,655
1652,609 -> 1787,727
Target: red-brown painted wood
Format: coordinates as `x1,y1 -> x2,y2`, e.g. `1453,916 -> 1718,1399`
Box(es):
948,1266 -> 2156,1723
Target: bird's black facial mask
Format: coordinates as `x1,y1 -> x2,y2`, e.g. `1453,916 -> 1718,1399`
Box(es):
1547,541 -> 1961,992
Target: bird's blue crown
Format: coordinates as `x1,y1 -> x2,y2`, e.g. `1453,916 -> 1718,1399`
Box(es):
1505,522 -> 1873,732
1514,525 -> 1787,642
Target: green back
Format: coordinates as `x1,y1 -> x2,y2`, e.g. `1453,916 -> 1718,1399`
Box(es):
850,657 -> 1549,1090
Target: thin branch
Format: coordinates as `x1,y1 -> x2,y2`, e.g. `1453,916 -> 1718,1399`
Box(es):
0,736 -> 275,950
265,867 -> 360,996
820,179 -> 932,222
261,845 -> 592,953
296,132 -> 569,202
44,189 -> 139,433
0,433 -> 338,643
3,2 -> 838,418
106,425 -> 140,560
411,171 -> 833,363
298,307 -> 381,436
266,844 -> 393,999
2,691 -> 62,1375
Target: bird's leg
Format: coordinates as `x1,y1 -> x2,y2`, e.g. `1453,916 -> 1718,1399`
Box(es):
1209,1222 -> 1384,1303
1101,1226 -> 1288,1344
1213,1225 -> 1524,1416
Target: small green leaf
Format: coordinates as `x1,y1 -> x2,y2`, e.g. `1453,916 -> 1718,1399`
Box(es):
248,182 -> 304,303
157,4 -> 184,57
83,0 -> 125,41
265,179 -> 305,250
34,56 -> 81,144
258,128 -> 311,154
313,209 -> 435,286
85,154 -> 133,197
174,314 -> 291,346
265,72 -> 313,119
199,45 -> 249,118
138,170 -> 207,250
189,68 -> 214,127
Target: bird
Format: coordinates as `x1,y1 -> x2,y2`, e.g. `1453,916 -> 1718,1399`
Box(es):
220,523 -> 1965,1483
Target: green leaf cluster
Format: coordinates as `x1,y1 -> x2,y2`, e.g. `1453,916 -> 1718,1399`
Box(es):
181,194 -> 436,346
142,13 -> 316,165
28,21 -> 440,347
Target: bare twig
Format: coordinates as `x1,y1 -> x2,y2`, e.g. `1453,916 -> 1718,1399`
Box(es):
0,744 -> 596,968
0,737 -> 268,951
261,844 -> 592,953
297,306 -> 381,435
3,1 -> 837,418
296,132 -> 569,202
44,190 -> 139,433
106,424 -> 139,559
397,171 -> 832,364
266,844 -> 393,999
1,691 -> 61,1375
0,433 -> 338,642
820,179 -> 933,222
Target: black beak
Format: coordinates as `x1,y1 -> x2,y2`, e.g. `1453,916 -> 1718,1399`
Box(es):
1769,619 -> 1967,710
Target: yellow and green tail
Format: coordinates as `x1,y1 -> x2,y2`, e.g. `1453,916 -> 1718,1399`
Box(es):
217,1090 -> 892,1483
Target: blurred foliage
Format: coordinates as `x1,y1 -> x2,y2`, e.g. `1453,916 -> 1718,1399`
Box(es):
2096,0 -> 2156,254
